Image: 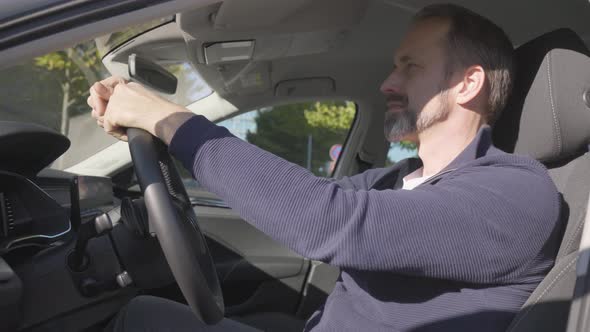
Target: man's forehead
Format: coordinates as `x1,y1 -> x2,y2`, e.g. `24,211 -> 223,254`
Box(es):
394,18 -> 449,62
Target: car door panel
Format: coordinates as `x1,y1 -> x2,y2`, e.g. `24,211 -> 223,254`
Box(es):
195,205 -> 309,314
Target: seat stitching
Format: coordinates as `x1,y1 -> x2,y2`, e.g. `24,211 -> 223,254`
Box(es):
547,52 -> 563,155
559,158 -> 590,255
508,255 -> 577,331
562,214 -> 586,255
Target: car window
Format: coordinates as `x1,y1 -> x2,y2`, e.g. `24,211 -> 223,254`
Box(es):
0,39 -> 114,170
94,16 -> 174,58
179,101 -> 357,205
0,17 -> 211,171
385,142 -> 418,166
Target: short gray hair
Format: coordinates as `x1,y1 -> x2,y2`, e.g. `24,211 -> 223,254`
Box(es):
413,4 -> 514,123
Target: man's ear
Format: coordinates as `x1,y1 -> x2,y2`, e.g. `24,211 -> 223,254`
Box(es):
455,65 -> 485,106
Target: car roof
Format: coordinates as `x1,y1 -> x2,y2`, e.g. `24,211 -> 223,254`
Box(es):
2,0 -> 589,113
100,0 -> 590,114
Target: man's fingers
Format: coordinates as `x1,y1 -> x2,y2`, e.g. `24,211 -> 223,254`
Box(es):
111,131 -> 129,142
99,76 -> 128,92
91,82 -> 112,99
89,88 -> 108,116
102,118 -> 114,132
107,127 -> 129,142
89,76 -> 127,106
101,116 -> 128,142
90,76 -> 133,142
125,81 -> 144,90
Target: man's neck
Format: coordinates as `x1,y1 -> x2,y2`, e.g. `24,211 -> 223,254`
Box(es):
417,116 -> 483,178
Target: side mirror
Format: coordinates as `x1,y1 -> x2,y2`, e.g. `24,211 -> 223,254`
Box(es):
128,54 -> 177,94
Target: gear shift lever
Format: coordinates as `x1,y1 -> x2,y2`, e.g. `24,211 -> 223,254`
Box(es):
68,206 -> 121,271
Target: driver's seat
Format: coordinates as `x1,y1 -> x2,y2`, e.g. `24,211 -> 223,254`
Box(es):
235,29 -> 590,332
491,28 -> 590,331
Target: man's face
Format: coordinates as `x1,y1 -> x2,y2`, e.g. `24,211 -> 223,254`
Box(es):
380,18 -> 454,142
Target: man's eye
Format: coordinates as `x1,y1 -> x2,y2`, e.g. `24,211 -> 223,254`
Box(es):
405,63 -> 420,74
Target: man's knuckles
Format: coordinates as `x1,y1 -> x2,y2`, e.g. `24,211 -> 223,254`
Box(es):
100,76 -> 126,89
126,82 -> 144,91
112,82 -> 127,94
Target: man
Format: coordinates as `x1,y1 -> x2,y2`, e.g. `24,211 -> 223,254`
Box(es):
90,4 -> 562,332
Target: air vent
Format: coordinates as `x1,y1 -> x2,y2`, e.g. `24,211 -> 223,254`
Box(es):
0,193 -> 5,236
5,196 -> 14,232
0,192 -> 15,237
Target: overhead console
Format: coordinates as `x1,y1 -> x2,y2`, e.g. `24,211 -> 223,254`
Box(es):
177,0 -> 369,70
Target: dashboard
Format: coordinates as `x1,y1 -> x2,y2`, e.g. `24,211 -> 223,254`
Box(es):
0,121 -> 114,254
0,169 -> 114,254
0,121 -> 132,331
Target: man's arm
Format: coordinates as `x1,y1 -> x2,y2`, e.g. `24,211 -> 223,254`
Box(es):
170,115 -> 561,285
330,166 -> 392,190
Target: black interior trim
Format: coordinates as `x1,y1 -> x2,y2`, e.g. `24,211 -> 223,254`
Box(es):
0,0 -> 173,51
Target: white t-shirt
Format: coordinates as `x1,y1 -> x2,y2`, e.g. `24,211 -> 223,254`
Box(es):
402,167 -> 429,190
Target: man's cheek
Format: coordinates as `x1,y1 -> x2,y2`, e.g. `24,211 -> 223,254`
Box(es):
409,92 -> 432,115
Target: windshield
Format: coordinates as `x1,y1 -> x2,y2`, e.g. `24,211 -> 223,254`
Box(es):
94,16 -> 174,58
0,18 -> 211,171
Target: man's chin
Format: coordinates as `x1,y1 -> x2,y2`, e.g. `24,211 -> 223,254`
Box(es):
384,109 -> 418,143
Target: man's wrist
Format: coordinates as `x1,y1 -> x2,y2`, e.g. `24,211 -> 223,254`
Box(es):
152,107 -> 195,145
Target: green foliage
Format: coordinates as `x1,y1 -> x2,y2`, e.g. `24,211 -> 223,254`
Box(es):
246,101 -> 355,176
34,53 -> 68,70
397,140 -> 417,151
304,101 -> 356,131
33,43 -> 105,132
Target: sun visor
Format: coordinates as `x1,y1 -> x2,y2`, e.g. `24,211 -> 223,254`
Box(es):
0,122 -> 70,176
219,61 -> 271,95
204,40 -> 255,64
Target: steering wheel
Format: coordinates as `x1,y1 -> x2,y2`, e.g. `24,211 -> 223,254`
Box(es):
126,128 -> 224,324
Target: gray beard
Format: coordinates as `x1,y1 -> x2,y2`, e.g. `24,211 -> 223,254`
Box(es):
384,90 -> 450,142
384,107 -> 418,142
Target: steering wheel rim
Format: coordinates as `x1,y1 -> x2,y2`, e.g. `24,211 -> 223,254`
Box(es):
127,128 -> 224,324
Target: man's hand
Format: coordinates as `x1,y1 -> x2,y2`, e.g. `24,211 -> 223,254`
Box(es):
88,76 -> 192,143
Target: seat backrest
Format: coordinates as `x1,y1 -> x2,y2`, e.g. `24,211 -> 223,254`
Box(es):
491,29 -> 590,332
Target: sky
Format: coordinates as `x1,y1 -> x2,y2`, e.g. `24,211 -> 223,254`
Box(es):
388,143 -> 417,163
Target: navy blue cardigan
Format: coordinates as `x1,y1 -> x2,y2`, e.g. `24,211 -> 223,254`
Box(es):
169,115 -> 562,332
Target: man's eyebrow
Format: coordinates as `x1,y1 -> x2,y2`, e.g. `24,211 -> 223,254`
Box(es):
399,55 -> 412,63
395,55 -> 414,64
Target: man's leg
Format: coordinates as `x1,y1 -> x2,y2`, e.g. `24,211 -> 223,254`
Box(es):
106,295 -> 262,332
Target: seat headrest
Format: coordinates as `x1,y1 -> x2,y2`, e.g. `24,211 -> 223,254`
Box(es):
493,28 -> 590,164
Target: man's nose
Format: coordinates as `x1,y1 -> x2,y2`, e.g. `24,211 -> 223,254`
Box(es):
380,70 -> 403,95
